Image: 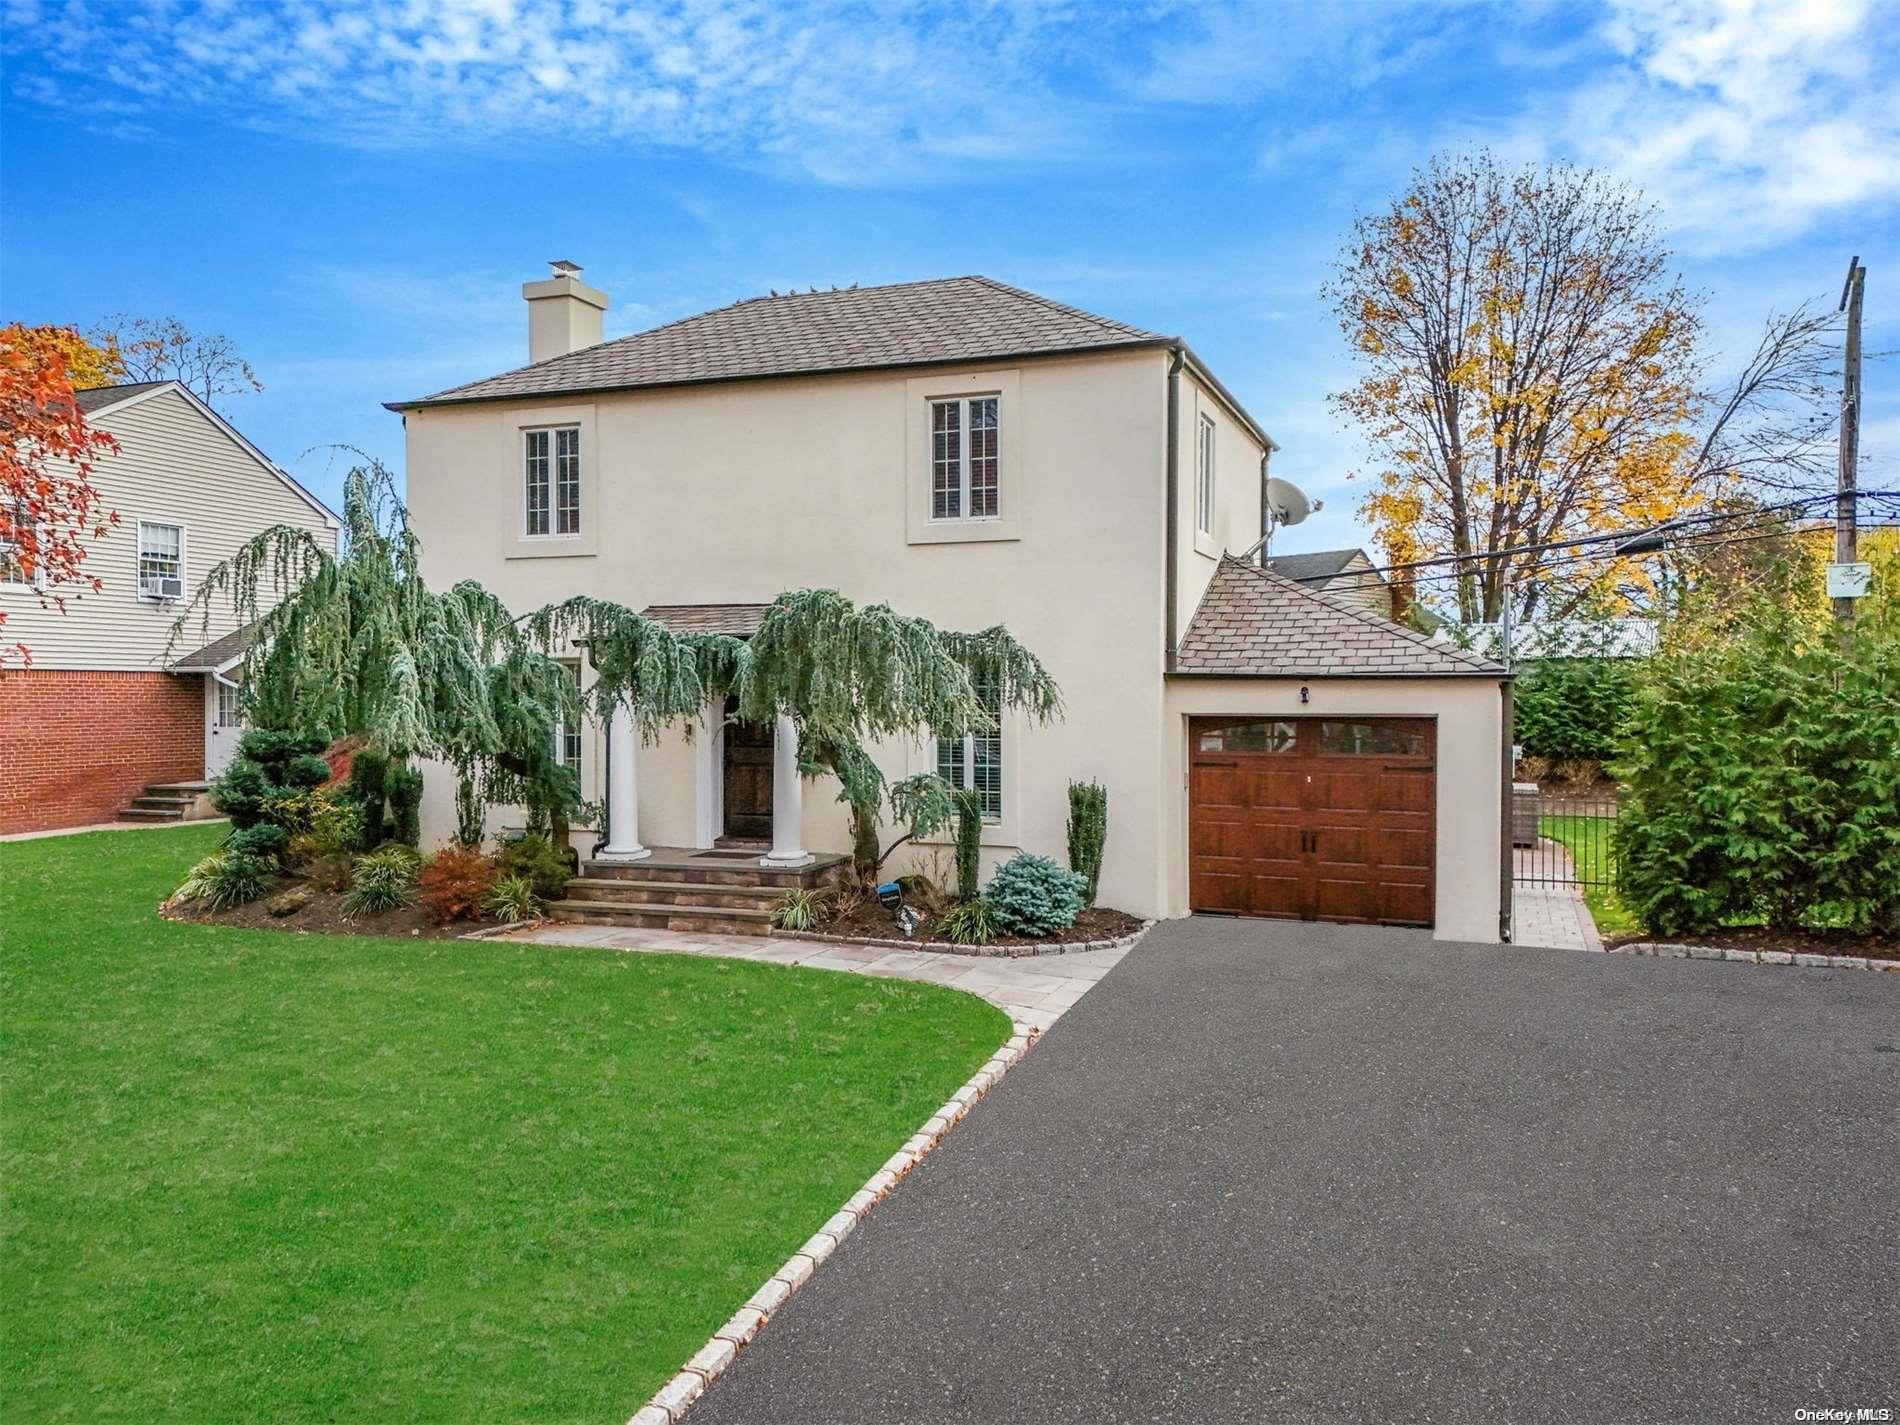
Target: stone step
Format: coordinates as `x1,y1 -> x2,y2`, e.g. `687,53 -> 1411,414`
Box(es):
563,878 -> 782,911
546,899 -> 775,937
130,794 -> 197,811
583,859 -> 842,890
145,781 -> 211,795
118,806 -> 186,822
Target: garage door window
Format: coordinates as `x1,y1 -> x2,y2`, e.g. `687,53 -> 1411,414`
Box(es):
1317,720 -> 1431,756
1196,719 -> 1297,754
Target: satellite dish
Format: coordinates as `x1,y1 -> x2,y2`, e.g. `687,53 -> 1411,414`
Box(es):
1265,477 -> 1311,528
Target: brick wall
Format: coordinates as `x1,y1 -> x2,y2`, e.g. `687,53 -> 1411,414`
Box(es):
0,669 -> 203,834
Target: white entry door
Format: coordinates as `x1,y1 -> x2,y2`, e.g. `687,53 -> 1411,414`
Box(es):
205,675 -> 245,777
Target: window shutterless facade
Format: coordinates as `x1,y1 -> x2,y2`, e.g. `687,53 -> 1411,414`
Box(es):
929,395 -> 1000,521
524,426 -> 581,537
1,501 -> 36,586
136,521 -> 184,600
936,681 -> 1003,820
1196,414 -> 1216,537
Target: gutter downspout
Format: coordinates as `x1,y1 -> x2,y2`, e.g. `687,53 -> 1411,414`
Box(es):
1165,346 -> 1185,673
1499,677 -> 1515,943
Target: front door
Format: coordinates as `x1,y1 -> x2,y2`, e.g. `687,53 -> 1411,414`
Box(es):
205,675 -> 245,777
722,699 -> 774,840
1188,716 -> 1436,927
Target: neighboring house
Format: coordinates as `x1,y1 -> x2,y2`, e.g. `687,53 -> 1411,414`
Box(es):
1265,547 -> 1389,619
391,267 -> 1510,941
0,382 -> 339,834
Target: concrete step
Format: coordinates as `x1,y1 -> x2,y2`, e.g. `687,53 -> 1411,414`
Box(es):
145,781 -> 211,795
130,794 -> 196,811
118,807 -> 187,822
546,899 -> 775,937
564,878 -> 782,911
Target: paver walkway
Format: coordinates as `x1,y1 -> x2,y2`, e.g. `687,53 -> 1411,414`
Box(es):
500,924 -> 1132,1031
1511,841 -> 1602,951
692,917 -> 1898,1425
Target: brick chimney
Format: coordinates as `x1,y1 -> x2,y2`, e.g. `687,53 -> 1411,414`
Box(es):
522,259 -> 608,363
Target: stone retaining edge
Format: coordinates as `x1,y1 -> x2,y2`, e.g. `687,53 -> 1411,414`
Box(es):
772,920 -> 1154,958
623,1022 -> 1041,1425
1610,942 -> 1899,971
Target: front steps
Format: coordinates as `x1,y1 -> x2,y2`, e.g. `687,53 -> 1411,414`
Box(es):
118,781 -> 214,823
547,847 -> 850,936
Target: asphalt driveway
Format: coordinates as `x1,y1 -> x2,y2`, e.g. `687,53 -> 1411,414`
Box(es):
692,919 -> 1899,1424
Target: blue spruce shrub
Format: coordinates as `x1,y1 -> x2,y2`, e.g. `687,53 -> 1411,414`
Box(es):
985,853 -> 1088,937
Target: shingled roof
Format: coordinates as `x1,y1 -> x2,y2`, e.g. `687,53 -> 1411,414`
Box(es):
393,276 -> 1168,410
1175,556 -> 1504,678
1265,547 -> 1371,583
638,603 -> 773,637
171,623 -> 256,672
74,381 -> 171,414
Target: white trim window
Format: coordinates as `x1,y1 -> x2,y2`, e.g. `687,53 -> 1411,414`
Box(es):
929,395 -> 1000,521
137,520 -> 185,601
936,681 -> 1002,821
216,680 -> 244,728
552,661 -> 582,768
524,426 -> 581,537
1196,413 -> 1216,537
1,501 -> 38,587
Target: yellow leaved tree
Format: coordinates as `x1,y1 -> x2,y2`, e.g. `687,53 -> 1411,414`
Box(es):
1328,151 -> 1833,623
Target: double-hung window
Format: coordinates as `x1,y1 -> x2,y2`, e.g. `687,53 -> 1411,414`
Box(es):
137,521 -> 184,600
937,680 -> 1002,821
1196,414 -> 1216,537
1,501 -> 37,586
525,426 -> 581,537
929,395 -> 1000,521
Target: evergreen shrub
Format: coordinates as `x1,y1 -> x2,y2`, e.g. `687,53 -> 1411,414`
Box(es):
984,853 -> 1087,937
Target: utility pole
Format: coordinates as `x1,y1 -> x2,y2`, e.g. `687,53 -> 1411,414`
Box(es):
1834,256 -> 1865,622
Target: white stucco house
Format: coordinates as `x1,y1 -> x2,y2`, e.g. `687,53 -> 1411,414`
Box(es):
0,381 -> 338,834
390,265 -> 1511,942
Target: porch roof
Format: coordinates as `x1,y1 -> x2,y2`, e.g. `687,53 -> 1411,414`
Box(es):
171,623 -> 255,672
639,602 -> 773,637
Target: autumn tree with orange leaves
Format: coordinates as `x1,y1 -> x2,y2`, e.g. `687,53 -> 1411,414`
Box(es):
1328,152 -> 1721,623
1,324 -> 122,665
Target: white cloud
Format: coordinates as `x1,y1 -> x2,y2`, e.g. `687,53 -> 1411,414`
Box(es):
1542,0 -> 1900,254
2,0 -> 1143,184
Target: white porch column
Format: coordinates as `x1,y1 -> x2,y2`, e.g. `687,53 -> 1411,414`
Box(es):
761,712 -> 813,868
597,699 -> 650,862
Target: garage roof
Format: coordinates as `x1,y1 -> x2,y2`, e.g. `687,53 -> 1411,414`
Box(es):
1176,556 -> 1504,678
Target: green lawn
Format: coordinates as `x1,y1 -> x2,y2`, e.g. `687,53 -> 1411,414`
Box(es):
0,823 -> 1009,1424
1538,813 -> 1639,938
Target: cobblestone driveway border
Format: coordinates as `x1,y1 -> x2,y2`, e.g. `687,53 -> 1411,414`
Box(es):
624,1023 -> 1040,1425
1613,942 -> 1900,971
773,920 -> 1153,958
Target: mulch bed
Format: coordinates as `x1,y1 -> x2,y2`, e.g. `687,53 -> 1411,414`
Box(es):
809,901 -> 1144,950
1605,926 -> 1900,963
163,879 -> 486,941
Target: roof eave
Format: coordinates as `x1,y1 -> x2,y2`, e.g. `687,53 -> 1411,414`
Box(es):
385,336 -> 1178,413
1166,667 -> 1511,680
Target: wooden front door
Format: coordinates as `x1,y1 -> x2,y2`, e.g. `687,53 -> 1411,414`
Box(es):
1188,716 -> 1436,928
722,700 -> 774,840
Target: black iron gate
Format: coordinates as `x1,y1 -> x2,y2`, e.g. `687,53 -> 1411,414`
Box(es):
1512,789 -> 1619,889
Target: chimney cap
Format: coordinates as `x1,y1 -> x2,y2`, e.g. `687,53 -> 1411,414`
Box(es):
549,259 -> 583,278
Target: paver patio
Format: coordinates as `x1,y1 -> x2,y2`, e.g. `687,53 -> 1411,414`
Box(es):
1511,843 -> 1603,952
500,924 -> 1132,1031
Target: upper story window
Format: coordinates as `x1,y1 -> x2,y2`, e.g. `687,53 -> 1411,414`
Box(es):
1,502 -> 38,587
137,520 -> 184,601
930,395 -> 1000,521
936,679 -> 1002,821
524,426 -> 581,537
1196,414 -> 1216,537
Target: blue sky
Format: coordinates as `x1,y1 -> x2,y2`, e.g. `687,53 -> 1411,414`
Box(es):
3,0 -> 1895,558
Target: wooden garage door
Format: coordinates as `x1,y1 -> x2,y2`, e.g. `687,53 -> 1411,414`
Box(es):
1189,716 -> 1435,928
